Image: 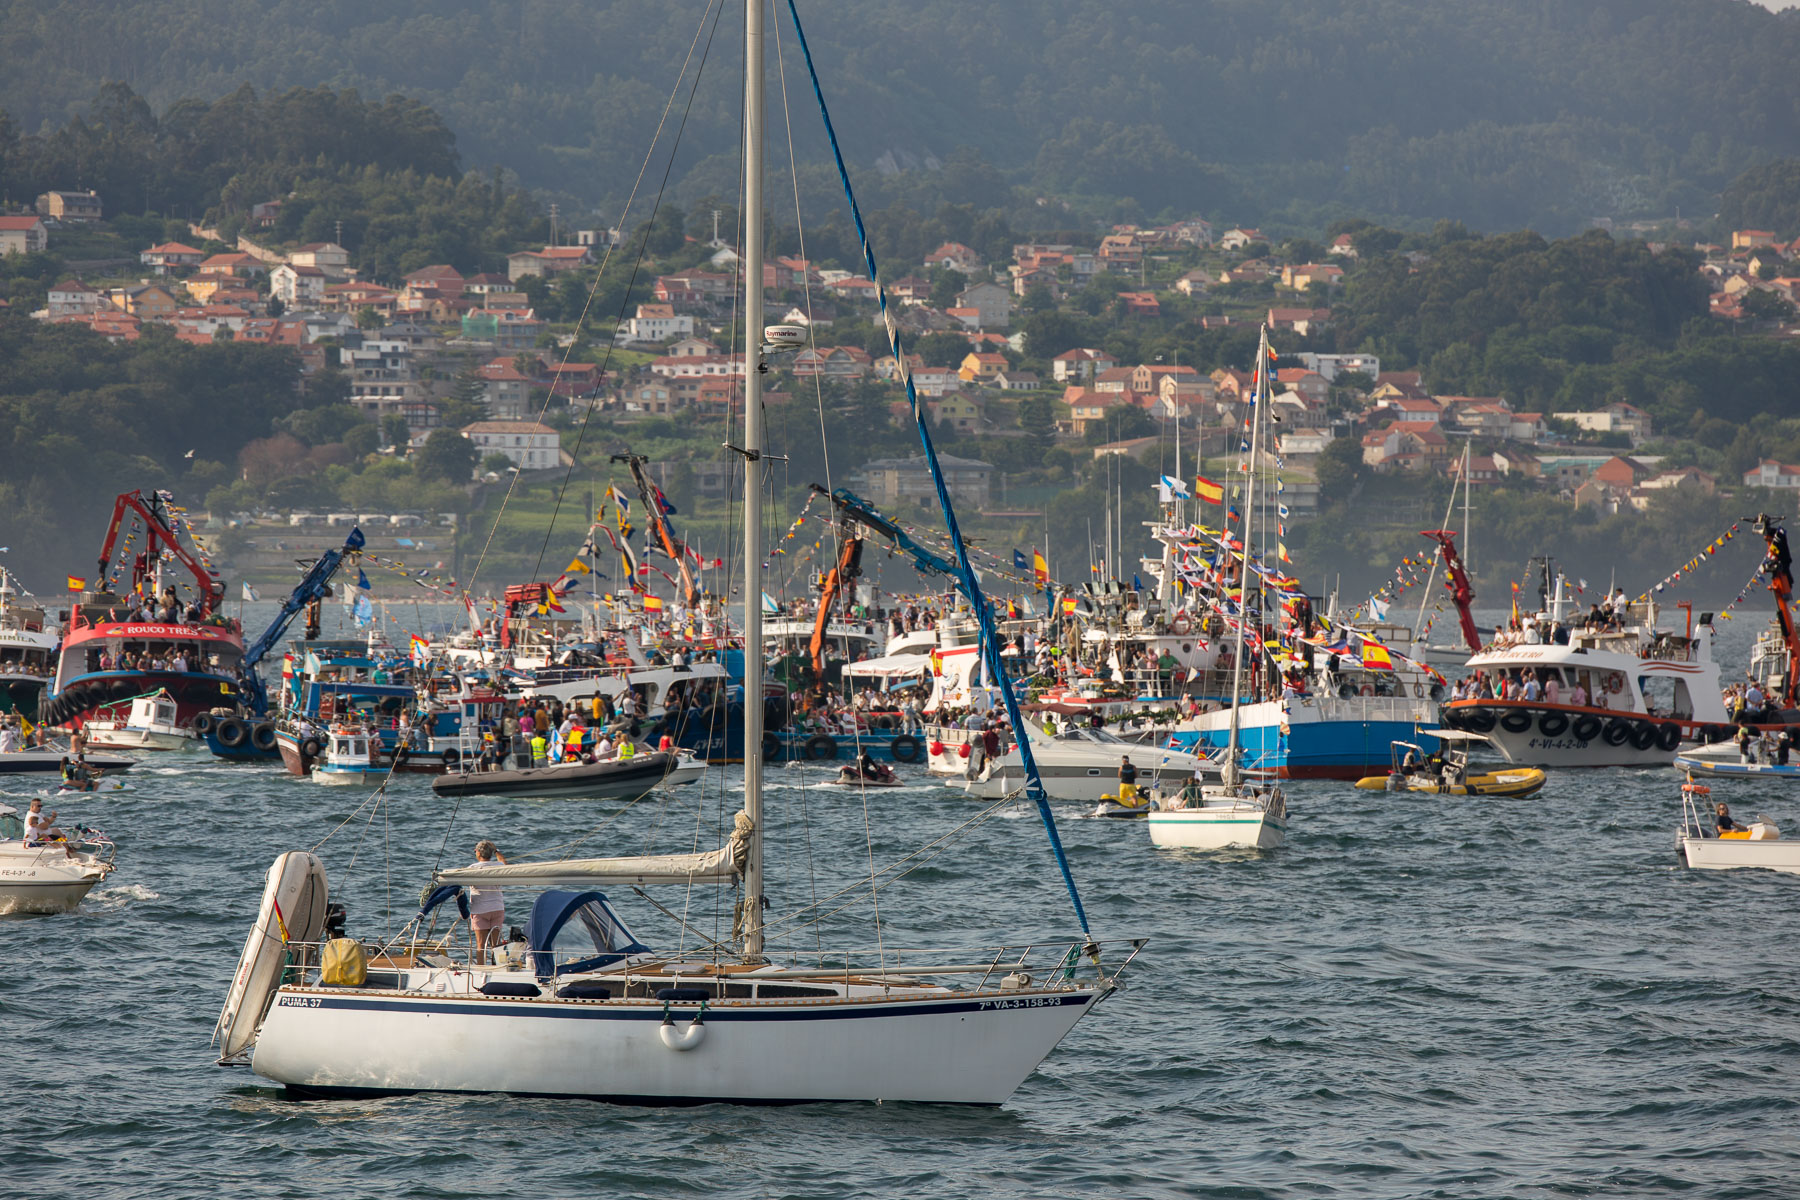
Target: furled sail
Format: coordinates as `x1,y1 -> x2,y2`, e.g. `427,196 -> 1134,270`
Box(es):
435,845 -> 737,888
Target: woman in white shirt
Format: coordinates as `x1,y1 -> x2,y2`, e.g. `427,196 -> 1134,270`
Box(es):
467,840 -> 508,962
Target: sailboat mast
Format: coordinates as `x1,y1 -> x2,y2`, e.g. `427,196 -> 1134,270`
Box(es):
739,0 -> 767,961
1223,328 -> 1270,786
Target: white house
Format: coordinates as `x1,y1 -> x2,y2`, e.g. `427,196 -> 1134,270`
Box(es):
1744,460 -> 1800,490
463,421 -> 566,472
45,279 -> 101,318
1296,351 -> 1380,382
288,242 -> 351,277
0,215 -> 48,255
619,302 -> 693,344
269,264 -> 327,308
1553,401 -> 1654,444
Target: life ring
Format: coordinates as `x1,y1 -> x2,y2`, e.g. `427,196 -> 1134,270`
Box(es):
1338,683 -> 1356,700
192,712 -> 216,736
1602,720 -> 1633,747
300,737 -> 323,760
1538,711 -> 1569,738
928,740 -> 946,757
1463,708 -> 1496,733
1412,682 -> 1424,698
1359,684 -> 1374,697
1629,722 -> 1658,751
1171,615 -> 1191,635
1603,675 -> 1624,695
1571,715 -> 1603,742
252,723 -> 277,752
217,718 -> 248,748
1499,709 -> 1535,734
1656,723 -> 1681,752
441,747 -> 461,768
891,733 -> 923,763
761,731 -> 780,760
1428,683 -> 1446,702
805,734 -> 839,761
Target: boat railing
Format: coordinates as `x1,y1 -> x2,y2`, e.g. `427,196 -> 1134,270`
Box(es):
273,935 -> 1149,991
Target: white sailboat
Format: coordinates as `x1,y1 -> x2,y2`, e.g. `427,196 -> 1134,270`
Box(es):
214,1 -> 1130,1105
1147,325 -> 1288,851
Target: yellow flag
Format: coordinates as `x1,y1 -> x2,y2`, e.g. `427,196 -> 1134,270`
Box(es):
565,557 -> 592,575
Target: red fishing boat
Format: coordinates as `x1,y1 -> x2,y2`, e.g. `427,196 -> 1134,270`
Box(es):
42,489 -> 245,730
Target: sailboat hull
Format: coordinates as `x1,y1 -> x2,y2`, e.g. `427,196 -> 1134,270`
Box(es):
250,985 -> 1102,1105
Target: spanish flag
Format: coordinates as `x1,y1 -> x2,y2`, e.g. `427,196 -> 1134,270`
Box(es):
1062,597 -> 1078,614
643,594 -> 664,613
929,649 -> 943,676
66,575 -> 85,592
1032,549 -> 1048,587
1195,477 -> 1224,505
1360,641 -> 1393,671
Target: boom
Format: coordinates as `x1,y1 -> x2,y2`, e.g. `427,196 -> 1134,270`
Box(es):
1420,529 -> 1482,652
809,485 -> 960,583
95,489 -> 225,614
236,528 -> 366,715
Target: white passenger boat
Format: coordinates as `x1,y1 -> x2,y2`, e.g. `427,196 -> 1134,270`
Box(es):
1675,780 -> 1800,873
1442,596 -> 1730,768
83,691 -> 194,752
0,803 -> 117,913
963,724 -> 1216,803
214,5 -> 1130,1108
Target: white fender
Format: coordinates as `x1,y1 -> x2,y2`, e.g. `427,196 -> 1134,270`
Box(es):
215,851 -> 328,1061
659,1014 -> 707,1051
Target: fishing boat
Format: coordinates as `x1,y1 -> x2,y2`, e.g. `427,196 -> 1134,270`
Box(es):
1675,780 -> 1800,873
0,568 -> 59,717
1352,731 -> 1547,796
1147,326 -> 1288,852
214,3 -> 1131,1104
43,489 -> 245,731
0,802 -> 117,913
310,729 -> 390,787
82,690 -> 194,752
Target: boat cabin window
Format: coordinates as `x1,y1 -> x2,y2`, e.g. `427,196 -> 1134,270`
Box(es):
1636,676 -> 1693,720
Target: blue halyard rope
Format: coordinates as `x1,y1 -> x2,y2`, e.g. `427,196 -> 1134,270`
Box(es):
781,0 -> 1092,940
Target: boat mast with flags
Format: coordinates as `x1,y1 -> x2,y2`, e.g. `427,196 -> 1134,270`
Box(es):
214,0 -> 1135,1106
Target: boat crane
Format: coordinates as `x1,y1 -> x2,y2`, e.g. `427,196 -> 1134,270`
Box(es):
233,528 -> 366,717
93,488 -> 225,614
1420,528 -> 1482,653
1752,511 -> 1799,709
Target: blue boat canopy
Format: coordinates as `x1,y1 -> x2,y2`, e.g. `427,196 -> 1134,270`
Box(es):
524,889 -> 650,980
417,883 -> 469,922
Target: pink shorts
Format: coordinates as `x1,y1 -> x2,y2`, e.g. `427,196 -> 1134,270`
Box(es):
471,909 -> 504,931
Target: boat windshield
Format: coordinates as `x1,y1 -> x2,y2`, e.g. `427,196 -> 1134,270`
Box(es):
1055,727 -> 1129,745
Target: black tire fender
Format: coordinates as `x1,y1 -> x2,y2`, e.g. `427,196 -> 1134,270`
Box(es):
1571,715 -> 1603,742
217,718 -> 248,748
805,733 -> 839,761
1602,720 -> 1633,747
252,723 -> 277,752
1499,709 -> 1535,734
761,731 -> 781,761
1464,708 -> 1496,734
1656,723 -> 1682,752
192,712 -> 215,736
1538,711 -> 1569,738
1630,722 -> 1658,751
891,733 -> 922,763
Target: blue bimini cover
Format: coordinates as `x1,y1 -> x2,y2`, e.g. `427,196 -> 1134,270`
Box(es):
524,889 -> 651,980
417,883 -> 470,923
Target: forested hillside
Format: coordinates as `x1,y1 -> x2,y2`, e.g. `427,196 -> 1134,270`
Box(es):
1,0 -> 1796,234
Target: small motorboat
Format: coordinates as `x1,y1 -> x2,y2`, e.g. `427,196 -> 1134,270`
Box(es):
81,691 -> 194,752
432,747 -> 704,801
0,748 -> 135,776
1353,732 -> 1547,797
1091,789 -> 1153,818
832,763 -> 904,788
0,802 -> 117,913
1674,736 -> 1800,779
1675,778 -> 1800,873
312,729 -> 390,788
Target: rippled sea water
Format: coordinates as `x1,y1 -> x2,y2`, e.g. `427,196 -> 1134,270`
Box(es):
7,606 -> 1799,1199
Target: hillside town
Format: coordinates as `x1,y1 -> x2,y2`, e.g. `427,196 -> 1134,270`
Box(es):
5,187 -> 1800,525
